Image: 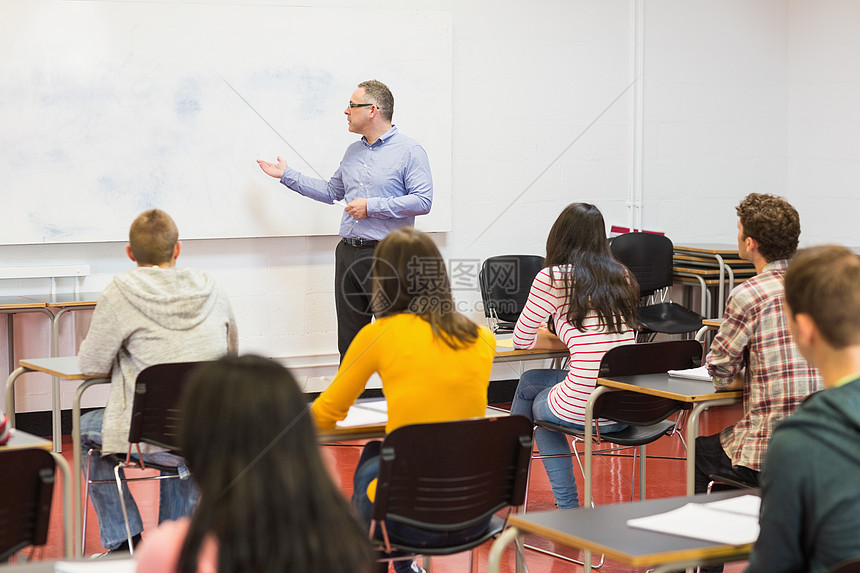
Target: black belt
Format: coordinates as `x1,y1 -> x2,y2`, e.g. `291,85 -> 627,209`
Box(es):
341,237 -> 379,248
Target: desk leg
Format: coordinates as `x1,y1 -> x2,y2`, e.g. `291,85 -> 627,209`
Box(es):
4,366 -> 28,428
73,378 -> 110,555
686,397 -> 741,495
488,526 -> 521,573
50,451 -> 76,558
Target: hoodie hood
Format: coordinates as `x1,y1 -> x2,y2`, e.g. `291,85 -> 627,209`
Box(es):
113,267 -> 219,331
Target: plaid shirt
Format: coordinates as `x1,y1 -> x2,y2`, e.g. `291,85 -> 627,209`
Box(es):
706,259 -> 822,471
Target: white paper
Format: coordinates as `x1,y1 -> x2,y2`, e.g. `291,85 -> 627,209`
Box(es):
667,365 -> 713,382
626,502 -> 760,546
336,404 -> 388,428
56,559 -> 136,572
703,494 -> 761,517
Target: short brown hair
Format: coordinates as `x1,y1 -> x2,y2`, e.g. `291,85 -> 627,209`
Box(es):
785,245 -> 860,349
128,209 -> 179,266
358,79 -> 394,123
736,193 -> 800,262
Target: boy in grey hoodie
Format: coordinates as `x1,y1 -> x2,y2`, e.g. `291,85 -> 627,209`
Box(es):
747,245 -> 860,573
78,209 -> 237,556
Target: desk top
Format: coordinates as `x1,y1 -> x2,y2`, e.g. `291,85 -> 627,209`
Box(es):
0,429 -> 53,451
509,490 -> 755,567
18,357 -> 107,380
673,244 -> 740,256
0,296 -> 48,310
23,292 -> 101,307
598,373 -> 743,403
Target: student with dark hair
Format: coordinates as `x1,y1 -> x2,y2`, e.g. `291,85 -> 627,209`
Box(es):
747,245 -> 860,572
78,209 -> 237,556
311,226 -> 495,573
509,202 -> 639,509
135,355 -> 375,573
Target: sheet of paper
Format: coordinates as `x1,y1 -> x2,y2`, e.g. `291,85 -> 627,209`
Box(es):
354,399 -> 388,414
703,494 -> 761,517
667,365 -> 713,382
495,336 -> 514,349
56,559 -> 136,573
336,404 -> 388,428
626,502 -> 760,546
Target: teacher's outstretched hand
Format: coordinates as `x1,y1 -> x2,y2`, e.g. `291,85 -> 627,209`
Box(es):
257,156 -> 288,179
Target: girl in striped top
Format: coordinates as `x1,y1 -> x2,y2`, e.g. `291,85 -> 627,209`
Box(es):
510,203 -> 638,509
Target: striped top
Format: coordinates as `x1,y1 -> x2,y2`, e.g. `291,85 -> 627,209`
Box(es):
513,266 -> 635,425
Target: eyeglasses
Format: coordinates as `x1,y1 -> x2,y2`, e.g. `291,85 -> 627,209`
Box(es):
348,102 -> 374,109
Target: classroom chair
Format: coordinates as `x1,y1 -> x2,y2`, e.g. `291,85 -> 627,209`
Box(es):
525,340 -> 703,567
81,361 -> 208,556
370,415 -> 533,573
610,232 -> 704,342
479,255 -> 544,333
0,448 -> 61,562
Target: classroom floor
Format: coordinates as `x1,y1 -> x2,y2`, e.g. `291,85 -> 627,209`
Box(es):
20,402 -> 749,572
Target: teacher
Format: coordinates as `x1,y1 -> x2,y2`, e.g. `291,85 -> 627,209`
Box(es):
258,79 -> 433,361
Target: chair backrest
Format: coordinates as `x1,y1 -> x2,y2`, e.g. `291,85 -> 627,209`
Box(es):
0,448 -> 55,561
479,255 -> 544,323
599,340 -> 703,378
610,232 -> 675,296
592,340 -> 704,426
371,416 -> 533,531
128,361 -> 209,452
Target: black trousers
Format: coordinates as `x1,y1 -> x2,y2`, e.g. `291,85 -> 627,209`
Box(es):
334,240 -> 377,361
693,433 -> 760,494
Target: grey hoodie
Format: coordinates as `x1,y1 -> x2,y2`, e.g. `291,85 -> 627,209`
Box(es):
78,266 -> 237,454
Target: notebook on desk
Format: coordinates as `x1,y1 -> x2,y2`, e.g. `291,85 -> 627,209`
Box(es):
667,365 -> 713,382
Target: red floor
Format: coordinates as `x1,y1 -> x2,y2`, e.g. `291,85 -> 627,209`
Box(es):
17,402 -> 749,572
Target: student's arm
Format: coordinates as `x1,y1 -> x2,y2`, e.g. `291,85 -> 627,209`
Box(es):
310,324 -> 382,430
745,430 -> 808,572
512,268 -> 559,350
77,292 -> 122,375
706,290 -> 753,391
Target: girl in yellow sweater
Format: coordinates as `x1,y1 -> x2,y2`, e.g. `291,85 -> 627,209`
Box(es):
311,227 -> 495,573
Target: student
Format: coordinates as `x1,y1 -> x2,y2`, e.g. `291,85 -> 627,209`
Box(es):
78,209 -> 237,556
311,226 -> 495,573
135,355 -> 374,573
257,79 -> 433,361
747,245 -> 860,573
695,194 -> 821,496
509,202 -> 638,509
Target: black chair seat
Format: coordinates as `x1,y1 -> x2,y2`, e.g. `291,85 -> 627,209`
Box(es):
535,419 -> 676,447
707,472 -> 758,491
637,302 -> 704,334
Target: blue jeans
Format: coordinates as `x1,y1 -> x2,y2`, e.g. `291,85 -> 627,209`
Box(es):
353,442 -> 490,573
511,369 -> 626,509
80,409 -> 198,550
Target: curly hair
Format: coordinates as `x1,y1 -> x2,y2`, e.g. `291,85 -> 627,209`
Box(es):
736,193 -> 800,262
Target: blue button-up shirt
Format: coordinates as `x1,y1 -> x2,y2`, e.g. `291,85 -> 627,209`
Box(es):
280,125 -> 433,241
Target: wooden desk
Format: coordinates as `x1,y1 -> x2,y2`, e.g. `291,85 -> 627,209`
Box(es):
5,357 -> 109,555
488,490 -> 755,573
493,344 -> 568,364
0,296 -> 53,376
584,373 -> 743,505
673,244 -> 747,318
1,429 -> 75,558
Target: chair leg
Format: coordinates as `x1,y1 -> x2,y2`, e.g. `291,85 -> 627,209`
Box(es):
81,449 -> 94,556
639,443 -> 647,501
113,464 -> 136,556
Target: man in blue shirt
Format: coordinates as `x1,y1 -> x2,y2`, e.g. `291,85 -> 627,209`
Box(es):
258,80 -> 433,360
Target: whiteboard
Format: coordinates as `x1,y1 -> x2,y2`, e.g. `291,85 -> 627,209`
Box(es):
0,2 -> 452,244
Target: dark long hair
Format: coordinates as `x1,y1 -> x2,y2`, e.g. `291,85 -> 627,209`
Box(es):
543,203 -> 639,333
372,227 -> 480,349
177,355 -> 374,573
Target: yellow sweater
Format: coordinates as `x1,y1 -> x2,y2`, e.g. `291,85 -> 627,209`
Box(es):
311,314 -> 495,434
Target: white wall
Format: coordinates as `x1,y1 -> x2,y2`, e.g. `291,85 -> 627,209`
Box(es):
3,0 -> 859,414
